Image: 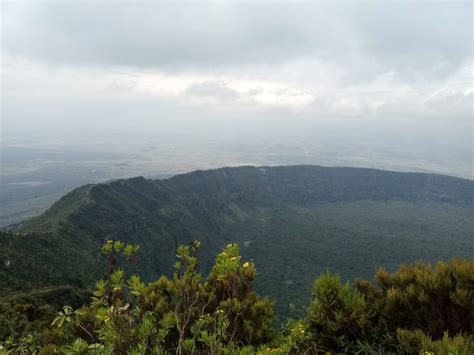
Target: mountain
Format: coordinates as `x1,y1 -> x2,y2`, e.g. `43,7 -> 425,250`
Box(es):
1,165 -> 473,318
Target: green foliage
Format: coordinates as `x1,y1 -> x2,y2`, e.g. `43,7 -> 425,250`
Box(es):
307,272 -> 370,352
0,286 -> 89,347
396,329 -> 474,354
0,230 -> 102,291
354,258 -> 474,338
1,240 -> 273,354
302,258 -> 474,353
204,243 -> 274,346
270,319 -> 317,354
1,240 -> 473,354
2,167 -> 474,324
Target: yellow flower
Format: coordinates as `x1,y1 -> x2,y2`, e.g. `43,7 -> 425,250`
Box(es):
243,262 -> 250,268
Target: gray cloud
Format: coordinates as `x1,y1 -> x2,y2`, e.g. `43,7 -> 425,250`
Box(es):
2,2 -> 472,81
1,1 -> 472,179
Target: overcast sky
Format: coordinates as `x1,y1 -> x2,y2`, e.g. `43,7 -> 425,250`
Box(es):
1,1 -> 473,176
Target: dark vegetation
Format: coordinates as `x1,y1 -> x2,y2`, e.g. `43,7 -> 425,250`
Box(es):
0,166 -> 473,353
1,241 -> 473,354
1,166 -> 473,320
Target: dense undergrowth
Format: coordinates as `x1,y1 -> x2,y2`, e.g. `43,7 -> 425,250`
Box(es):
1,240 -> 473,354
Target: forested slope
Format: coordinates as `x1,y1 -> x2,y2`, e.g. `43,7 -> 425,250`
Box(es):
1,165 -> 473,317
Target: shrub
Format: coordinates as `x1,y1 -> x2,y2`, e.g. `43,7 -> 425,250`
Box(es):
307,272 -> 370,352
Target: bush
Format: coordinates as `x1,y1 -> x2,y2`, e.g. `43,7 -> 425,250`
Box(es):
354,258 -> 474,337
1,241 -> 273,354
307,272 -> 370,352
1,240 -> 473,354
396,328 -> 474,354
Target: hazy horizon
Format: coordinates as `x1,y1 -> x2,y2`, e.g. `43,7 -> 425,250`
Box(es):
1,1 -> 473,225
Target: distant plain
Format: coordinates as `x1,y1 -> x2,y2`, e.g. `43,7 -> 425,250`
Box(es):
1,131 -> 472,227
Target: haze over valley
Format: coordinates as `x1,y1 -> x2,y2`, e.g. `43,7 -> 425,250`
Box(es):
2,118 -> 472,227
2,2 -> 472,226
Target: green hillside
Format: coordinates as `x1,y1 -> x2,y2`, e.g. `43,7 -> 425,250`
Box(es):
1,165 -> 473,318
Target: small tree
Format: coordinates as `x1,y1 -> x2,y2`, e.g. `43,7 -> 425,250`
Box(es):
202,243 -> 274,347
29,240 -> 274,354
307,272 -> 369,352
354,258 -> 474,338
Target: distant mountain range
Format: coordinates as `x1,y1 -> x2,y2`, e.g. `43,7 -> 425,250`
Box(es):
1,165 -> 473,318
